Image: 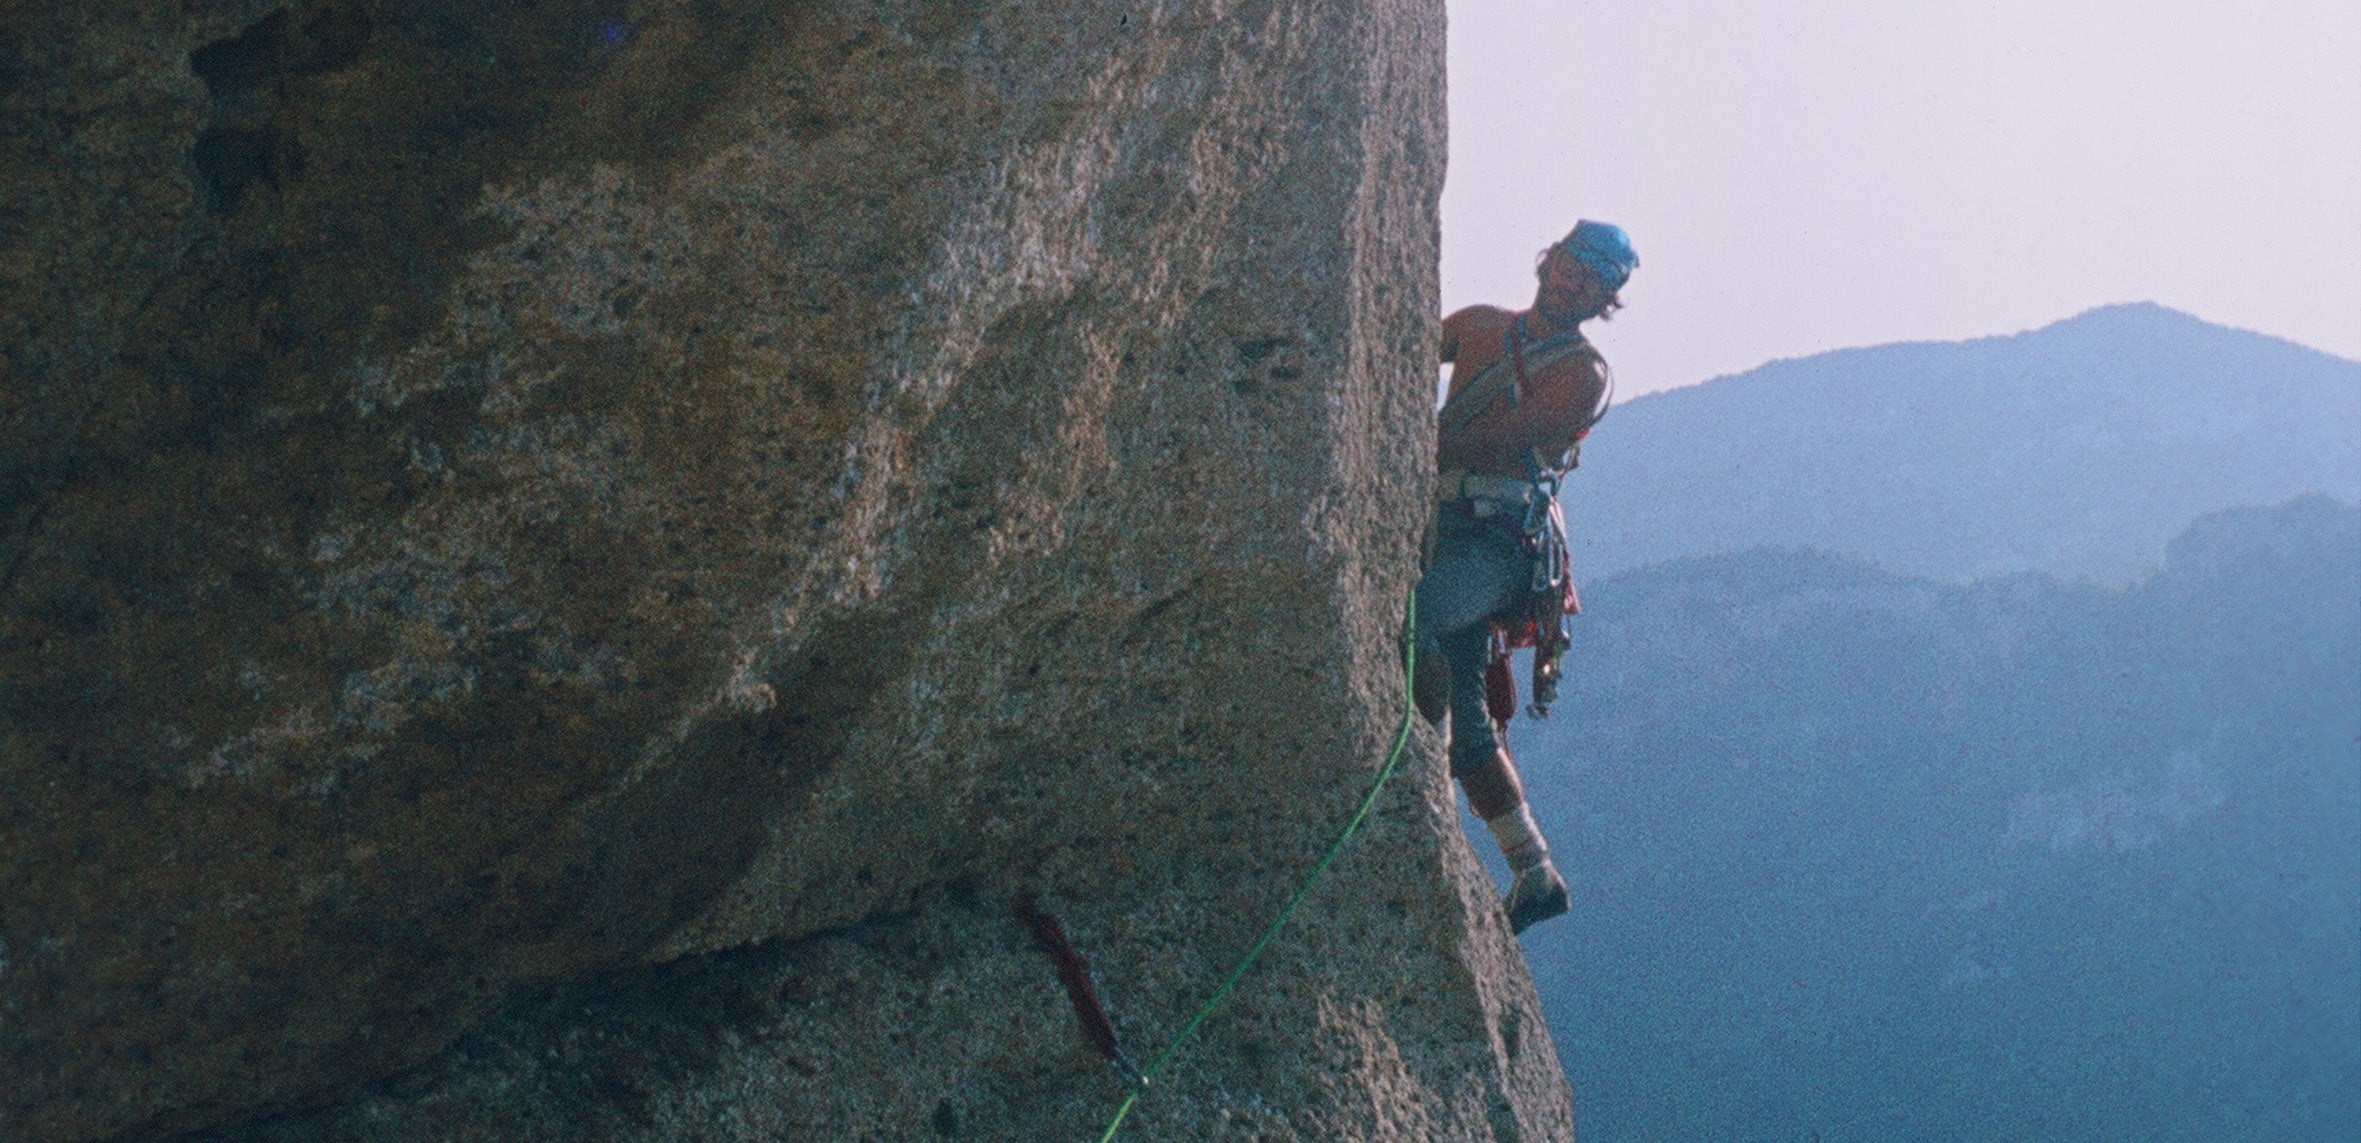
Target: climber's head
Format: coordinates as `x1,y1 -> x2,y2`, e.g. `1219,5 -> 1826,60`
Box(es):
1535,220 -> 1637,324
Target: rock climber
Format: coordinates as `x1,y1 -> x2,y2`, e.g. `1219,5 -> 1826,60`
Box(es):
1416,219 -> 1635,935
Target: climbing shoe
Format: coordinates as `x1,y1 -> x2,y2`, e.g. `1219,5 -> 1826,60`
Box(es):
1504,860 -> 1569,935
1413,645 -> 1449,726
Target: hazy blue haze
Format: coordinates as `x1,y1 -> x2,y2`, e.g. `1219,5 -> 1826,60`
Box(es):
1568,304 -> 2361,585
1503,498 -> 2359,1140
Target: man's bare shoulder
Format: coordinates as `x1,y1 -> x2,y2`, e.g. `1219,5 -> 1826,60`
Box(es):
1440,305 -> 1516,362
1443,304 -> 1517,331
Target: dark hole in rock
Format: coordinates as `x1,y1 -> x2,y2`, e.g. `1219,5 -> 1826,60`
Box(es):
189,10 -> 287,109
188,10 -> 292,214
1234,336 -> 1288,365
192,126 -> 280,213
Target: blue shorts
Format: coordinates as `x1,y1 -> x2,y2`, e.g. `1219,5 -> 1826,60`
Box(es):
1414,507 -> 1529,775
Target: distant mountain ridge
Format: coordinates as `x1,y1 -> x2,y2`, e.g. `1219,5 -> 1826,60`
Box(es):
1569,303 -> 2361,584
1516,497 -> 2361,1141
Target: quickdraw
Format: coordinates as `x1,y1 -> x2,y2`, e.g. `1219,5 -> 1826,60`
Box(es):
1471,468 -> 1578,727
1015,892 -> 1144,1088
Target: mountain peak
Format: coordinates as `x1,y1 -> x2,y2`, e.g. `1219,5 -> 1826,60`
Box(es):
2038,300 -> 2191,333
2025,302 -> 2349,363
1577,303 -> 2361,585
2060,299 -> 2181,320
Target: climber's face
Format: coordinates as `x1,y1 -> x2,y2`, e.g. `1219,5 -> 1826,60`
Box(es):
1534,248 -> 1617,326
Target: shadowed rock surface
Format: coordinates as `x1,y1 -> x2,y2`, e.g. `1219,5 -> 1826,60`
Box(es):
0,1 -> 1574,1138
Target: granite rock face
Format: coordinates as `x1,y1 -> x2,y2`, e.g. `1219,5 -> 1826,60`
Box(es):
0,1 -> 1574,1138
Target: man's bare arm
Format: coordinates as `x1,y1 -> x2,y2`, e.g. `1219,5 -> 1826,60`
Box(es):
1438,305 -> 1506,366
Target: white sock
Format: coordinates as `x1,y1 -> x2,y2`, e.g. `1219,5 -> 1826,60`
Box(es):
1484,804 -> 1550,872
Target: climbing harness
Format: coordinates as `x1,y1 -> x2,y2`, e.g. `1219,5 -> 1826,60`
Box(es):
1089,591 -> 1423,1143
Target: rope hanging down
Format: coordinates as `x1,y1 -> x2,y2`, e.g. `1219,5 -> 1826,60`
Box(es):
1095,591 -> 1421,1142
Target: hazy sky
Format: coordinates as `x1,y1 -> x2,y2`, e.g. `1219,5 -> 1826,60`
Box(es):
1442,0 -> 2361,398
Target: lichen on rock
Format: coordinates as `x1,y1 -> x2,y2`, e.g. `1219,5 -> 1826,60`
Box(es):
0,1 -> 1573,1138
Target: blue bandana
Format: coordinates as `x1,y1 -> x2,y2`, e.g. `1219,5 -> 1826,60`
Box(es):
1556,220 -> 1638,290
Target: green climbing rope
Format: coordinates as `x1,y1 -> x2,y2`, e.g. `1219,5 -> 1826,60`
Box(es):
1096,591 -> 1421,1142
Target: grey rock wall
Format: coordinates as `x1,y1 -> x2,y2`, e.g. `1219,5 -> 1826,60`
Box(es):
0,1 -> 1574,1137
